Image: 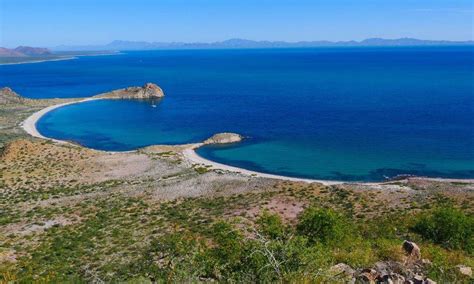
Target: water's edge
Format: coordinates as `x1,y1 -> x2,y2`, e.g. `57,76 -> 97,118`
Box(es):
22,98 -> 474,185
22,98 -> 343,185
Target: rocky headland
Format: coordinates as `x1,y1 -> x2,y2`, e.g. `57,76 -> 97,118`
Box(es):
0,87 -> 26,104
0,86 -> 472,283
96,83 -> 164,99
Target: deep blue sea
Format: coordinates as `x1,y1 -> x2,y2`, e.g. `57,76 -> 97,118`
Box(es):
1,47 -> 473,181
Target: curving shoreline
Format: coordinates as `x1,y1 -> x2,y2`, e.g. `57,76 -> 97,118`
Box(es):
20,98 -> 342,185
182,144 -> 341,185
21,98 -> 101,142
21,99 -> 474,186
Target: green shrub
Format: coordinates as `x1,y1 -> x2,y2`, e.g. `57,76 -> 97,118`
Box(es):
412,206 -> 474,253
296,207 -> 350,245
256,210 -> 286,239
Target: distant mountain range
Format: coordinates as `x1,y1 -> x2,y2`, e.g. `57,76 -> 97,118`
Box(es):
2,39 -> 472,56
0,46 -> 52,57
53,38 -> 474,51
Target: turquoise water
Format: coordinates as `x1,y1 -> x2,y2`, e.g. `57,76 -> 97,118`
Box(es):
1,47 -> 473,181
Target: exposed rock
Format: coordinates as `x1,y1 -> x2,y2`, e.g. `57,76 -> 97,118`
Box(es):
97,83 -> 164,99
203,133 -> 243,145
403,240 -> 421,260
0,87 -> 25,104
455,265 -> 472,277
357,268 -> 379,283
357,272 -> 375,283
377,273 -> 405,284
354,259 -> 438,284
374,262 -> 390,277
412,274 -> 424,284
328,263 -> 355,278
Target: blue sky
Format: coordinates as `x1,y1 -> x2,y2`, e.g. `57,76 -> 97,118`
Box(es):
1,0 -> 473,47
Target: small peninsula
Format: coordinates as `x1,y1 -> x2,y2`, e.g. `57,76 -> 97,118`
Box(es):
96,83 -> 164,99
0,46 -> 118,65
0,87 -> 26,104
1,85 -> 472,283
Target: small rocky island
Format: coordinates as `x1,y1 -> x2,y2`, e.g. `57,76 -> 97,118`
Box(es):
1,84 -> 473,283
203,133 -> 243,145
96,83 -> 164,99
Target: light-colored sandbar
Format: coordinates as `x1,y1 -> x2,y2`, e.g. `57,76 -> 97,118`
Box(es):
21,98 -> 342,184
21,98 -> 101,142
183,144 -> 342,185
0,57 -> 77,66
22,99 -> 473,186
0,52 -> 121,66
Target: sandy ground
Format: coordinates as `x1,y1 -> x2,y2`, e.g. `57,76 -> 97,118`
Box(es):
0,57 -> 78,66
183,144 -> 341,185
0,52 -> 121,66
21,99 -> 343,185
20,98 -> 474,186
21,97 -> 101,141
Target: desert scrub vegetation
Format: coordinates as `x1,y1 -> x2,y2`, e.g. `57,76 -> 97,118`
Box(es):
412,206 -> 474,253
2,195 -> 472,283
192,164 -> 212,174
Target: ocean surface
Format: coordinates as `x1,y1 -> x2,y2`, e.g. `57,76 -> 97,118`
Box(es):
1,47 -> 473,181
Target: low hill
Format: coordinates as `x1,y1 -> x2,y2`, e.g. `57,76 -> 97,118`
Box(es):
0,87 -> 25,104
0,47 -> 26,57
14,46 -> 51,56
0,46 -> 52,57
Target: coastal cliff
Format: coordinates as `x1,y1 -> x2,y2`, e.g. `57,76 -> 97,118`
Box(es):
0,87 -> 25,104
96,83 -> 164,99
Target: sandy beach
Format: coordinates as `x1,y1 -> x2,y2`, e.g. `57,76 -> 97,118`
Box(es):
21,98 -> 101,141
0,56 -> 77,66
21,98 -> 474,186
183,144 -> 341,185
0,52 -> 122,66
21,98 -> 342,185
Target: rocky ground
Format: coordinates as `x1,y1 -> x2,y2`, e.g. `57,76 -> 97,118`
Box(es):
0,87 -> 472,283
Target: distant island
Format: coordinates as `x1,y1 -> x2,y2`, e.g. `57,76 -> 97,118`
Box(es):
0,46 -> 118,65
0,46 -> 52,57
2,39 -> 472,64
54,37 -> 474,51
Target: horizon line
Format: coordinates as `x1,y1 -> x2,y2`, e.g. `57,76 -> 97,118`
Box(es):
2,37 -> 474,49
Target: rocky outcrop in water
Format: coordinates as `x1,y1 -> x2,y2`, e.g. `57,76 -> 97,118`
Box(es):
0,87 -> 25,104
203,133 -> 243,145
96,83 -> 164,99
